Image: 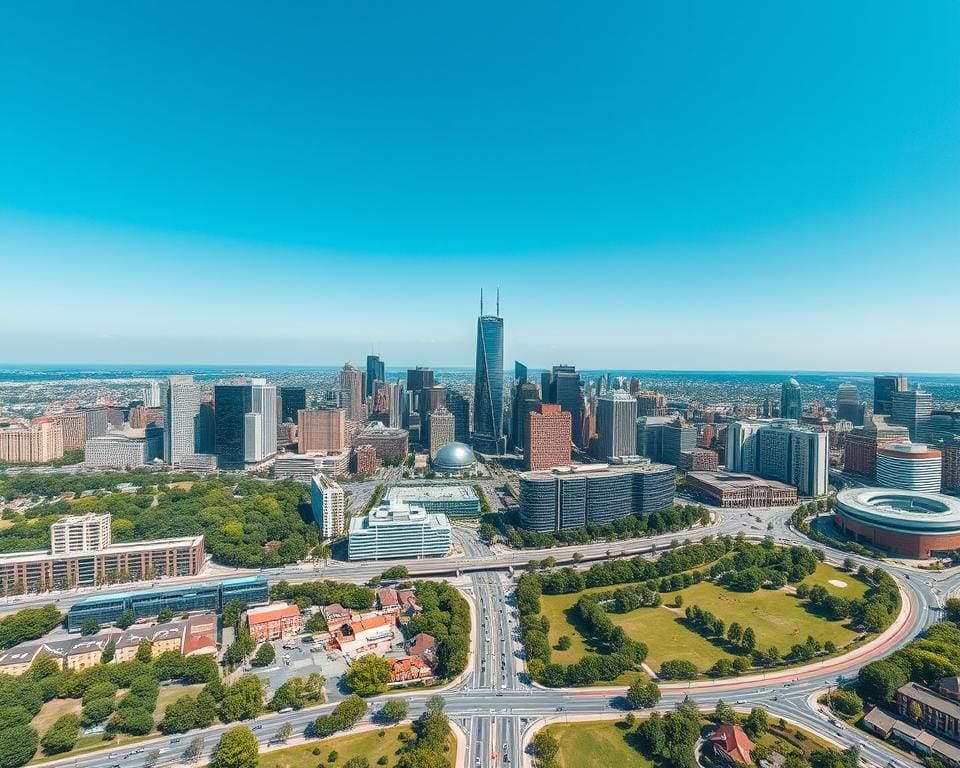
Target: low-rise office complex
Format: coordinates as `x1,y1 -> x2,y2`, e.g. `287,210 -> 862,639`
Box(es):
67,575 -> 269,631
84,426 -> 163,468
383,485 -> 481,517
686,471 -> 799,508
348,500 -> 452,561
0,513 -> 205,595
518,461 -> 676,532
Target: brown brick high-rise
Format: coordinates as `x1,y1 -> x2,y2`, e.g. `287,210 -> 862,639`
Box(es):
525,404 -> 572,470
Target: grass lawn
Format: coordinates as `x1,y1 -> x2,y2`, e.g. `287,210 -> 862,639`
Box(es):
31,698 -> 82,735
538,563 -> 868,675
257,726 -> 456,768
542,720 -> 654,768
154,683 -> 205,721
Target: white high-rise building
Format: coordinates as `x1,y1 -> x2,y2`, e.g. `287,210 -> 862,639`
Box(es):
596,390 -> 637,460
388,381 -> 406,429
143,380 -> 162,408
727,419 -> 828,497
50,513 -> 112,555
725,420 -> 765,473
248,379 -> 277,464
164,375 -> 200,465
310,474 -> 346,538
876,443 -> 942,492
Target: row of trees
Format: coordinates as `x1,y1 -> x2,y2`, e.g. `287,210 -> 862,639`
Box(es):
859,621 -> 960,704
0,604 -> 62,648
404,581 -> 470,679
503,504 -> 712,549
270,579 -> 377,612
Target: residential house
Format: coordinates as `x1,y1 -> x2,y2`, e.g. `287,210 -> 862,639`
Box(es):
708,724 -> 756,766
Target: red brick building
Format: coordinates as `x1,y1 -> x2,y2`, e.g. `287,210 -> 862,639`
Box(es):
941,440 -> 960,493
844,418 -> 910,479
354,444 -> 379,476
245,602 -> 303,641
524,404 -> 572,471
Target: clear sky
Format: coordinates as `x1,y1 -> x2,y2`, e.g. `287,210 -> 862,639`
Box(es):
1,2 -> 958,371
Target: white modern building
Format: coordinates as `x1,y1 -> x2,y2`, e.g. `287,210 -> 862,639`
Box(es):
383,485 -> 481,517
310,474 -> 346,539
876,443 -> 942,493
50,513 -> 112,555
726,419 -> 828,497
347,500 -> 452,561
247,379 -> 277,466
596,391 -> 637,460
84,427 -> 162,468
165,375 -> 200,465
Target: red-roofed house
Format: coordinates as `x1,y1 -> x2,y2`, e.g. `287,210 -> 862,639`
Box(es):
408,632 -> 437,663
332,614 -> 394,656
388,655 -> 435,685
182,613 -> 218,656
378,588 -> 400,614
708,724 -> 756,766
321,603 -> 352,625
246,602 -> 303,642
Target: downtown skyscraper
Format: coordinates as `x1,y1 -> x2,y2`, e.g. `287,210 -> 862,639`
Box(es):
472,290 -> 506,455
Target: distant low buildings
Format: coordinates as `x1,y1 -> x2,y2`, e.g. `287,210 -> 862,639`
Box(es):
348,500 -> 452,561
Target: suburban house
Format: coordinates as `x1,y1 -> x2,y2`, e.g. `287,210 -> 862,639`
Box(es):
388,655 -> 435,685
321,603 -> 352,625
707,724 -> 756,766
377,588 -> 400,615
408,632 -> 438,664
332,614 -> 394,656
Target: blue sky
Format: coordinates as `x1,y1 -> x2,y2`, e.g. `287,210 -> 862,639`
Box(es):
1,2 -> 958,371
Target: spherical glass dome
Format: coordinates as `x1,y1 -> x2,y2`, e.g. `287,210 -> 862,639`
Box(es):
433,441 -> 476,470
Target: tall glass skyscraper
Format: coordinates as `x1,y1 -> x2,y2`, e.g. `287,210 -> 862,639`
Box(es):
366,355 -> 385,398
780,377 -> 802,420
473,294 -> 506,455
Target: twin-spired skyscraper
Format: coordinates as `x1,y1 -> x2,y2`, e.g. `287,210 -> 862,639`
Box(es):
472,290 -> 506,455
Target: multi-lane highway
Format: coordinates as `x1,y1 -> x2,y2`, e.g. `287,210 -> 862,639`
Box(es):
26,503 -> 960,768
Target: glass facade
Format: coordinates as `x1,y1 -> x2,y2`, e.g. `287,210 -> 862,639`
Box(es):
214,384 -> 252,469
473,315 -> 505,454
67,576 -> 268,631
280,387 -> 307,424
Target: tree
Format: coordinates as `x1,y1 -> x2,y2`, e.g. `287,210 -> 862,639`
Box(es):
100,638 -> 117,664
224,628 -> 255,665
222,600 -> 247,629
40,715 -> 80,755
380,565 -> 410,580
116,609 -> 137,630
0,604 -> 63,649
80,617 -> 99,636
160,695 -> 202,735
252,643 -> 276,667
533,730 -> 559,767
908,700 -> 923,722
556,635 -> 571,651
727,622 -> 742,645
157,607 -> 174,623
858,659 -> 908,704
344,759 -> 370,768
346,654 -> 392,696
714,700 -> 739,724
0,725 -> 39,768
626,678 -> 661,709
135,639 -> 153,663
211,726 -> 259,768
744,708 -> 768,739
378,699 -> 408,723
221,675 -> 265,722
829,689 -> 864,717
741,627 -> 757,653
659,659 -> 699,680
945,597 -> 960,624
277,723 -> 293,743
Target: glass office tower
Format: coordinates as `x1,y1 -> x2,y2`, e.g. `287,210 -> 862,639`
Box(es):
473,300 -> 506,455
214,384 -> 252,470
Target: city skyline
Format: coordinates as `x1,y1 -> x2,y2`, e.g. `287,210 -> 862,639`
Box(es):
2,3 -> 958,370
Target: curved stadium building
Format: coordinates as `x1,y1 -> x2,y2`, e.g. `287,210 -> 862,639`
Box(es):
835,487 -> 960,558
519,462 -> 676,532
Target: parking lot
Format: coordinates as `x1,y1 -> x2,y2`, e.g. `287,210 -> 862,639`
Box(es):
248,635 -> 352,703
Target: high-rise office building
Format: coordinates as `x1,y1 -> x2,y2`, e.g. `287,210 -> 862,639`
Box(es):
420,385 -> 448,445
214,384 -> 252,470
428,408 -> 456,460
525,404 -> 572,470
195,399 -> 215,454
635,391 -> 667,417
339,362 -> 365,421
544,365 -> 584,447
406,367 -> 435,393
596,391 -> 637,460
143,381 -> 162,408
874,375 -> 908,416
473,292 -> 505,454
0,421 -> 63,463
729,419 -> 828,496
50,513 -> 112,555
780,378 -> 802,420
297,409 -> 347,453
248,379 -> 277,465
512,382 -> 542,454
387,381 -> 406,429
83,407 -> 110,441
876,443 -> 942,493
662,422 -> 697,466
836,383 -> 861,424
445,388 -> 471,443
891,389 -> 933,442
366,355 -> 385,399
280,387 -> 307,424
164,375 -> 201,466
843,416 -> 910,479
53,412 -> 86,451
310,474 -> 346,539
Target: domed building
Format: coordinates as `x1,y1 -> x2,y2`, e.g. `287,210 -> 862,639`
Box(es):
432,441 -> 477,476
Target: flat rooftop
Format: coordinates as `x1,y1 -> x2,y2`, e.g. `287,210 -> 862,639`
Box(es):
687,471 -> 796,491
384,485 -> 479,502
0,533 -> 204,565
